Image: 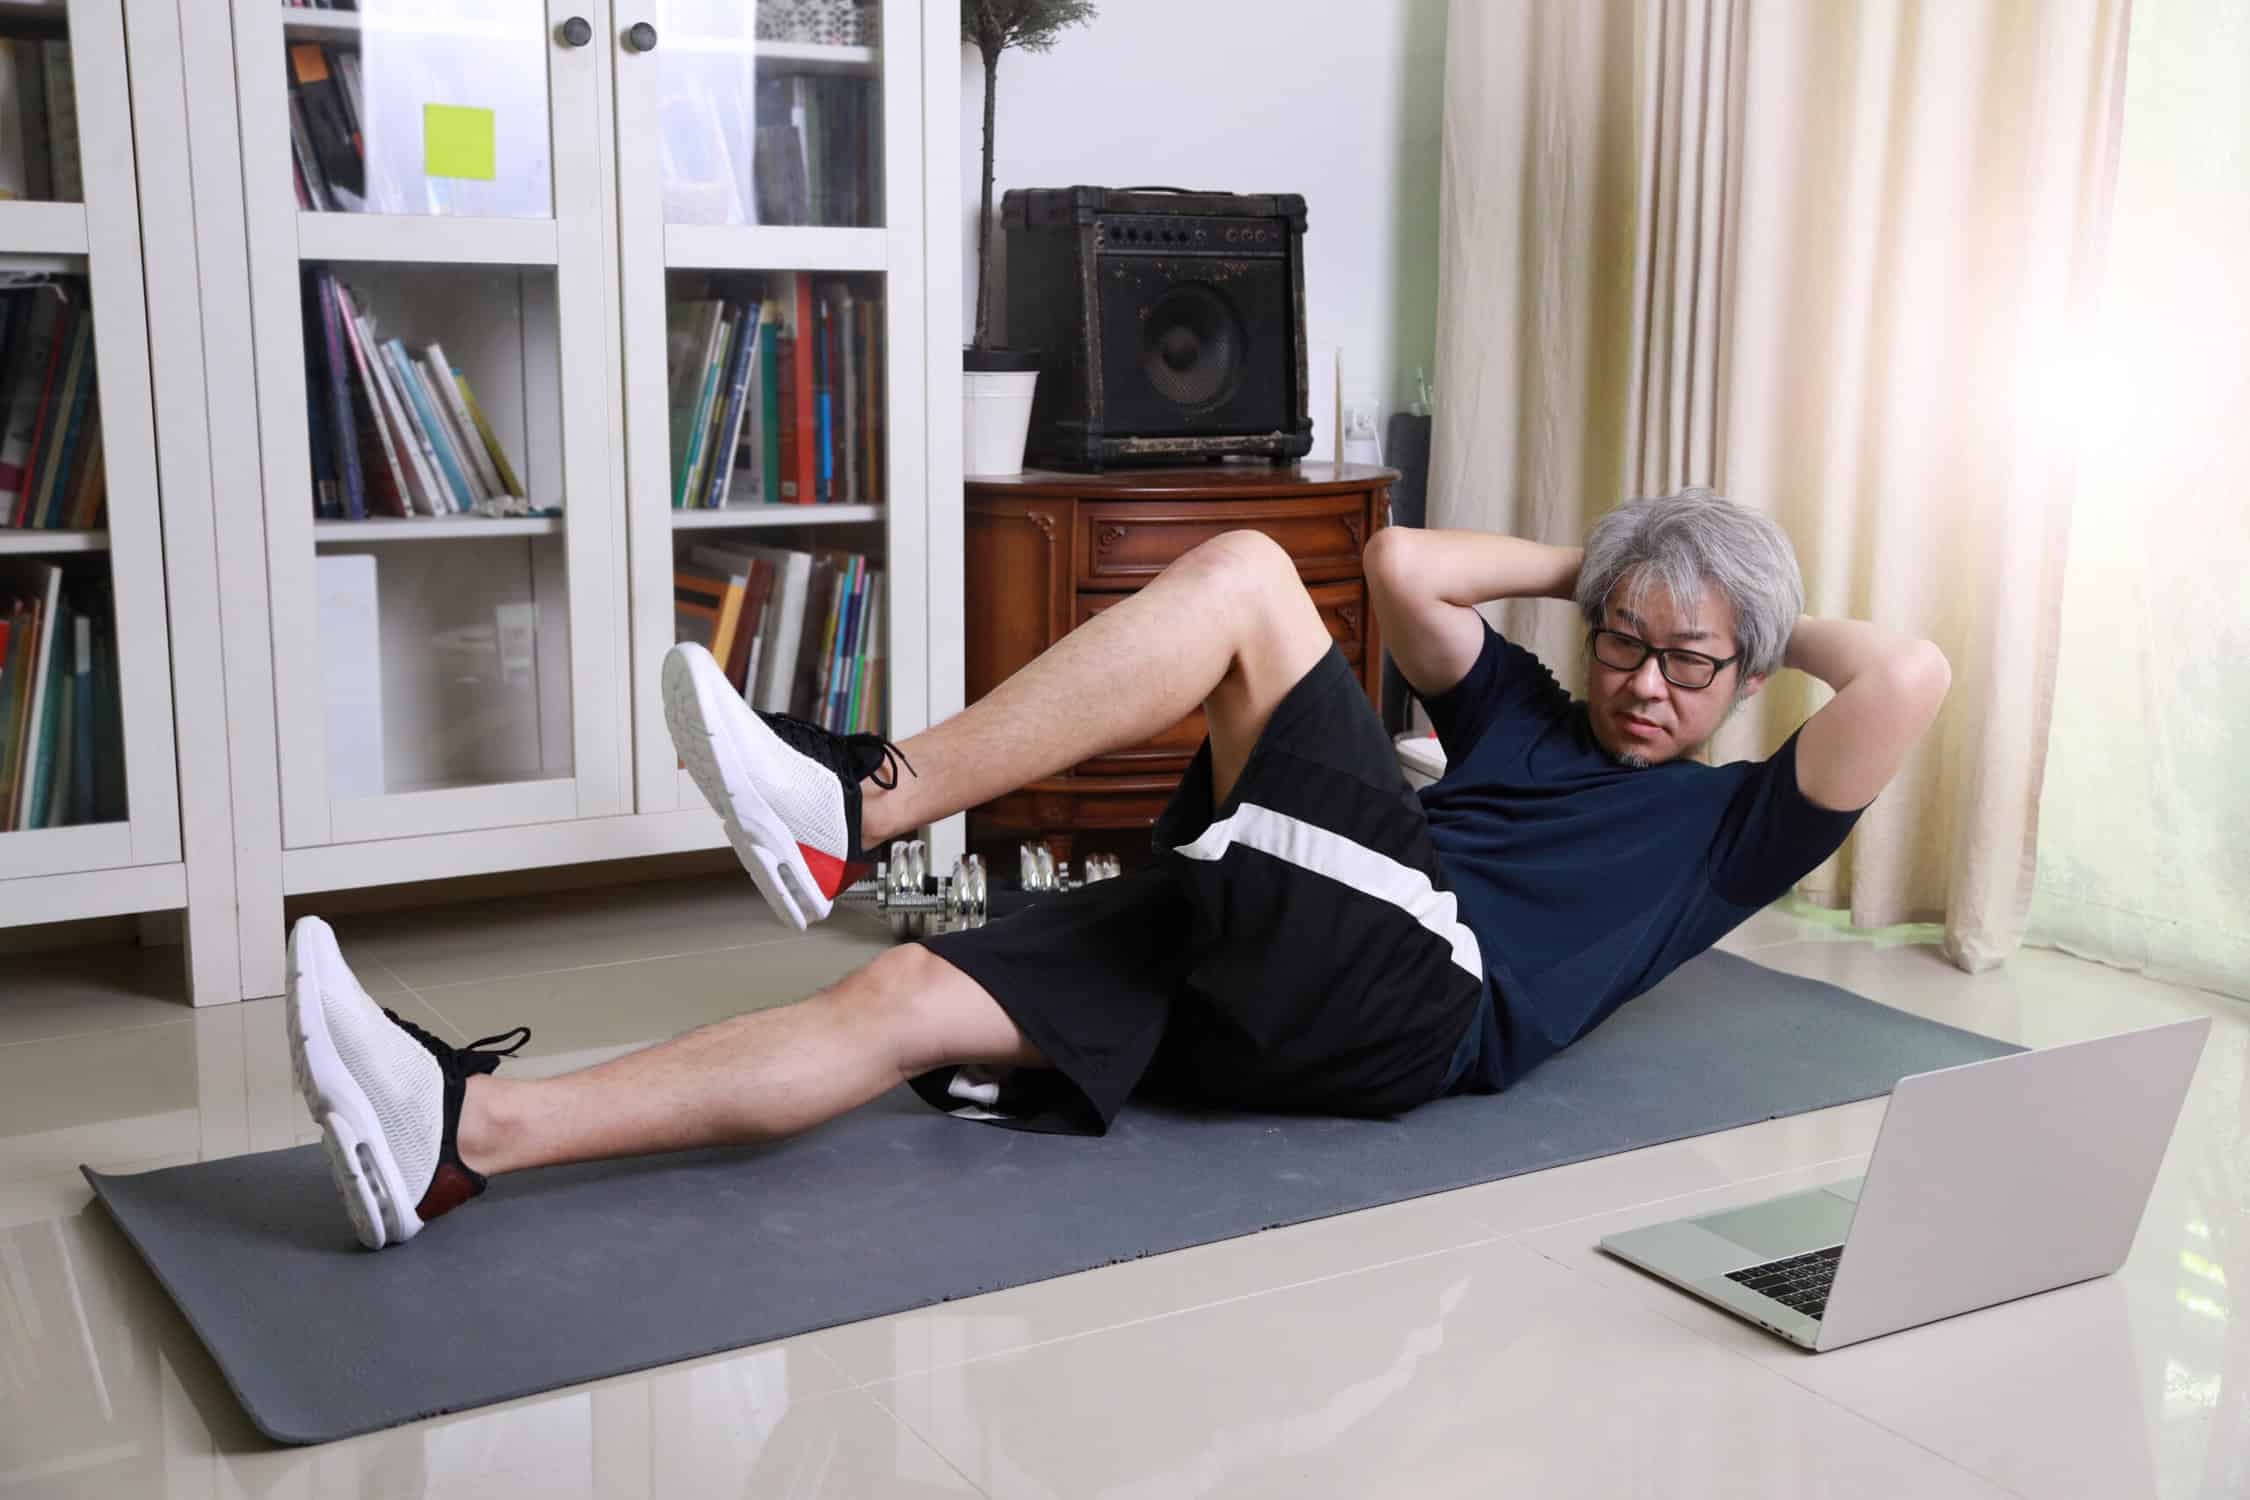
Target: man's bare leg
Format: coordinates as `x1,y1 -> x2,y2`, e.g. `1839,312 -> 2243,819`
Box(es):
456,533 -> 1335,1178
455,944 -> 1037,1177
861,529 -> 1337,844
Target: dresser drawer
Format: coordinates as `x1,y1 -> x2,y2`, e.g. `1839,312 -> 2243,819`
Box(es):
1069,582 -> 1366,776
1079,496 -> 1371,587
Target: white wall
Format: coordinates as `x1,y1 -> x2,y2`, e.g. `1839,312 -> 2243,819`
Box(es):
959,0 -> 1447,427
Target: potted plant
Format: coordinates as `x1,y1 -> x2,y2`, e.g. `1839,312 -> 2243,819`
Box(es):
962,0 -> 1095,475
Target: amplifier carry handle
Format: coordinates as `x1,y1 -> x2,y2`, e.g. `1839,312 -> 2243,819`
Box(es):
1115,186 -> 1200,195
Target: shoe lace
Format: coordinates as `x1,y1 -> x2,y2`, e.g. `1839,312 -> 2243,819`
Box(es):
384,1009 -> 532,1081
759,712 -> 915,791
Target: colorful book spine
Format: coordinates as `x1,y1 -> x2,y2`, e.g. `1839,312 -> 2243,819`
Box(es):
676,304 -> 730,508
383,339 -> 472,509
790,278 -> 817,503
705,309 -> 760,510
425,342 -> 503,499
315,273 -> 366,519
757,303 -> 781,506
30,314 -> 91,529
456,377 -> 524,499
10,290 -> 72,528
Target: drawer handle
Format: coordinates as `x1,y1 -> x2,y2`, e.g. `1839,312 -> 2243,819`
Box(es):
1341,516 -> 1365,548
1096,524 -> 1126,552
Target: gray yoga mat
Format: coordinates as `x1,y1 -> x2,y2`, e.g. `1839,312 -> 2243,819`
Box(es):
87,947 -> 2017,1446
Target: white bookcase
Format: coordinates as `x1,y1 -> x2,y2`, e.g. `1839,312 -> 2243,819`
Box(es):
0,0 -> 239,1003
181,0 -> 962,1000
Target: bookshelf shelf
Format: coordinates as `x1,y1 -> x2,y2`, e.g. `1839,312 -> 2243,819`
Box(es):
311,514 -> 562,543
0,202 -> 90,256
277,6 -> 358,42
277,7 -> 536,46
671,504 -> 883,531
297,212 -> 561,267
0,0 -> 67,24
751,42 -> 881,77
0,528 -> 108,554
666,225 -> 886,273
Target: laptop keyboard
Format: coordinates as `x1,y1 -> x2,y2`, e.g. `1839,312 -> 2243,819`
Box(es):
1725,1244 -> 1845,1320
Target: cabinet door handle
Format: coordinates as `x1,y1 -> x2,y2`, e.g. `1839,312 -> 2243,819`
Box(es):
625,20 -> 659,51
557,16 -> 592,46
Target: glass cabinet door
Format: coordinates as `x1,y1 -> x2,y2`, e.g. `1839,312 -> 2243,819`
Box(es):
235,0 -> 623,849
613,0 -> 923,814
0,0 -> 180,882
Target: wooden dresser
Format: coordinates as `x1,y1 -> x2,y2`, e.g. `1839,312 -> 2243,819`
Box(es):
964,462 -> 1396,864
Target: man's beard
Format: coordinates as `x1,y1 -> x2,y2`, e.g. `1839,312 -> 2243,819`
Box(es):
1601,691 -> 1748,770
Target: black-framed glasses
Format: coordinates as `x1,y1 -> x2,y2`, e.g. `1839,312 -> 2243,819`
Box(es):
1588,628 -> 1740,690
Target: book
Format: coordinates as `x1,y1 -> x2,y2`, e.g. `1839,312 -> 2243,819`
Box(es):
6,560 -> 61,828
672,567 -> 730,651
9,290 -> 72,527
794,554 -> 844,721
456,376 -> 525,499
727,556 -> 773,691
677,304 -> 732,507
91,605 -> 121,819
692,542 -> 812,714
342,293 -> 445,515
827,554 -> 861,728
0,607 -> 20,825
664,299 -> 721,503
42,43 -> 77,203
25,598 -> 68,828
755,301 -> 780,505
789,278 -> 817,502
330,285 -> 415,516
61,407 -> 100,531
0,42 -> 27,202
312,272 -> 365,519
812,288 -> 832,503
425,343 -> 504,499
836,283 -> 858,506
0,289 -> 61,522
69,610 -> 91,825
17,39 -> 48,203
29,312 -> 91,529
289,44 -> 363,204
383,338 -> 474,509
705,309 -> 761,509
416,345 -> 494,502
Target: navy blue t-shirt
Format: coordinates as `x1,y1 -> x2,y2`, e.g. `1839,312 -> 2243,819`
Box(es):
1422,623 -> 1866,1091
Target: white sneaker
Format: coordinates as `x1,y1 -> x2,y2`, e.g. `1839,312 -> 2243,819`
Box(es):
660,640 -> 911,930
286,917 -> 529,1249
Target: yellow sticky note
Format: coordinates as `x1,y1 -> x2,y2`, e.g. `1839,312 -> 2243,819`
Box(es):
423,104 -> 496,181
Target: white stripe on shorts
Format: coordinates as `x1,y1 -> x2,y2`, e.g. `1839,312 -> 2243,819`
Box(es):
1173,802 -> 1484,980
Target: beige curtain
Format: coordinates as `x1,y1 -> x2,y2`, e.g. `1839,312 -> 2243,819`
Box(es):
2026,0 -> 2250,1002
1432,0 -> 2130,973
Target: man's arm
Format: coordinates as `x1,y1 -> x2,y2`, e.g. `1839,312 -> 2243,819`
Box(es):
1363,528 -> 1584,698
1783,616 -> 1951,812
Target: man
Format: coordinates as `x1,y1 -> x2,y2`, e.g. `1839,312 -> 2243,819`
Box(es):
288,487 -> 1950,1248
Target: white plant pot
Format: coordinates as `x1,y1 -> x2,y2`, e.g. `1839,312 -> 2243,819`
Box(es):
964,368 -> 1039,477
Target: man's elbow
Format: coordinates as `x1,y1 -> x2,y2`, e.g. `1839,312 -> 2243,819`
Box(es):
1896,640 -> 1952,725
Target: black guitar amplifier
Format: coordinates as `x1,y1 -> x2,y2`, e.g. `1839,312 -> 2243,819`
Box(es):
1000,186 -> 1314,470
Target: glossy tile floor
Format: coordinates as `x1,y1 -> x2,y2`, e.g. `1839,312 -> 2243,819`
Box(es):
3,879 -> 2245,1498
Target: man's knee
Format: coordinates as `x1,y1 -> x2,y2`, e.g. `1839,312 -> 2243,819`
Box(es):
829,942 -> 1041,1082
1180,528 -> 1300,599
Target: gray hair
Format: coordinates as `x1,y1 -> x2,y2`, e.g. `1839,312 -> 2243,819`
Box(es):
1574,487 -> 1803,684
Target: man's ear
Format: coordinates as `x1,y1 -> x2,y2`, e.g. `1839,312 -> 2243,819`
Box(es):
1737,671 -> 1769,702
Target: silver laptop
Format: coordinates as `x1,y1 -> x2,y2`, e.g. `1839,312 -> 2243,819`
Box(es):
1598,1017 -> 2209,1352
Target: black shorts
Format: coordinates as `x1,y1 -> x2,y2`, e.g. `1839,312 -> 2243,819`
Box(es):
913,645 -> 1487,1134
